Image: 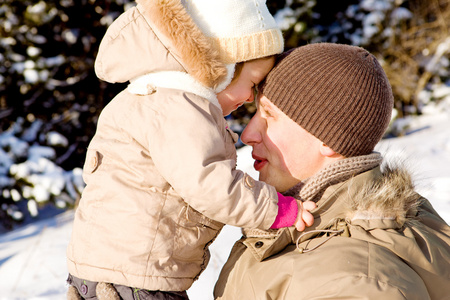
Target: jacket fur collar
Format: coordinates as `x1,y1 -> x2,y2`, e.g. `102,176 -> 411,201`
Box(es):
347,164 -> 422,225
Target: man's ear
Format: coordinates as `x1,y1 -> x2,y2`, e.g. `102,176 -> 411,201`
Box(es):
319,143 -> 337,157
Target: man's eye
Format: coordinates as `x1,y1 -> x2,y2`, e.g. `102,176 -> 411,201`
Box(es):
262,107 -> 272,118
252,85 -> 258,102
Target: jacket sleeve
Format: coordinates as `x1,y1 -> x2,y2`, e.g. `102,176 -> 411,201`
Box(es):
145,91 -> 279,229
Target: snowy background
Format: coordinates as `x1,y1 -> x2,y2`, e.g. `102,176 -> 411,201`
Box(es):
1,0 -> 450,299
0,103 -> 449,299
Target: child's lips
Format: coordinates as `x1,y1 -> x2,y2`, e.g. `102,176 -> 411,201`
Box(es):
252,154 -> 267,171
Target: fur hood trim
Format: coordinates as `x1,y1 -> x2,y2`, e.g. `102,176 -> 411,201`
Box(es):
347,163 -> 422,225
136,0 -> 228,89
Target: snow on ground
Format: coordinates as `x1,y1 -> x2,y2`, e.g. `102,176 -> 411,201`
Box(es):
0,110 -> 449,300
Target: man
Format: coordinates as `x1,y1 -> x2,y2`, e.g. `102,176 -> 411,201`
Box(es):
214,43 -> 450,299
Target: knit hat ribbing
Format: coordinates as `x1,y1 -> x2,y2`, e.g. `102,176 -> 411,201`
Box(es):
183,0 -> 284,64
260,43 -> 394,157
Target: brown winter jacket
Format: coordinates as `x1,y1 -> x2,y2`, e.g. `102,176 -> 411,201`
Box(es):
215,161 -> 450,299
66,1 -> 280,292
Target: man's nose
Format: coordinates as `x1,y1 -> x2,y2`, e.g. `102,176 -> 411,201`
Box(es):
241,115 -> 261,146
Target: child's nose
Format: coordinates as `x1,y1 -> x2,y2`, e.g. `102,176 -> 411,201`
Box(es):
244,90 -> 255,103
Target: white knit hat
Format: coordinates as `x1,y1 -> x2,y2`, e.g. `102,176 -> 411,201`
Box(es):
183,0 -> 284,64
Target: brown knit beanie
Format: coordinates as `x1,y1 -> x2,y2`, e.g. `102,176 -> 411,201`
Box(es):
260,43 -> 394,157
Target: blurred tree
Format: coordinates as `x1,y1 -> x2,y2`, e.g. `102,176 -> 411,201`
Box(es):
0,0 -> 132,230
0,0 -> 130,170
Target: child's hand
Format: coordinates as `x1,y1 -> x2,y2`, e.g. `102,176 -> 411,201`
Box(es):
271,194 -> 317,230
294,200 -> 316,232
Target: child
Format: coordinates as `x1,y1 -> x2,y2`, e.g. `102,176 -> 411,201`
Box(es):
66,0 -> 316,299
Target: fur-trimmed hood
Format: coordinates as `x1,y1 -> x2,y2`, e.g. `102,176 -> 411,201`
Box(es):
94,0 -> 228,89
346,164 -> 422,225
343,165 -> 450,300
240,163 -> 450,299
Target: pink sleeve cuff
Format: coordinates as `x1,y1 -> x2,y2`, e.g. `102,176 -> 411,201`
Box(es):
270,193 -> 298,229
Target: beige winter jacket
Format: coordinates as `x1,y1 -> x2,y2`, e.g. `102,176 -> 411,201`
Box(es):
215,160 -> 450,299
66,1 -> 279,292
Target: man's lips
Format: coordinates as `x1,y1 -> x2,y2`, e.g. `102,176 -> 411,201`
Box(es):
252,154 -> 267,171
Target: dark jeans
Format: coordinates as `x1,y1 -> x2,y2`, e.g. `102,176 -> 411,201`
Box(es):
67,274 -> 189,300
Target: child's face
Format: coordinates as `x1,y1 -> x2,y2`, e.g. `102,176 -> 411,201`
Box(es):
217,56 -> 275,116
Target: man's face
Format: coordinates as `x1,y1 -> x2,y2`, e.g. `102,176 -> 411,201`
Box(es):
241,95 -> 325,192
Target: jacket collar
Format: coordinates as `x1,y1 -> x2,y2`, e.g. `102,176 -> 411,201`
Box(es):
127,71 -> 222,110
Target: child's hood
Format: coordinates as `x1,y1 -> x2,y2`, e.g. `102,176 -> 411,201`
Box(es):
94,0 -> 228,89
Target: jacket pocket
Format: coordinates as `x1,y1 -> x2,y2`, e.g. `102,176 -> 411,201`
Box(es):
226,127 -> 239,144
84,149 -> 102,174
178,205 -> 223,231
173,205 -> 223,262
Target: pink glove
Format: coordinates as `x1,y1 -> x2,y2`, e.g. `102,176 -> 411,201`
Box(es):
270,193 -> 298,229
271,193 -> 316,231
